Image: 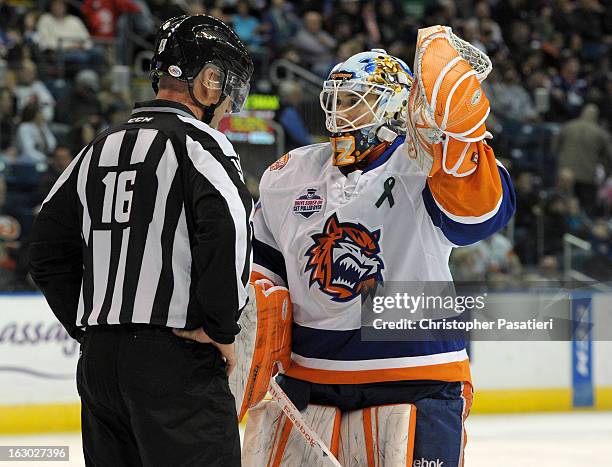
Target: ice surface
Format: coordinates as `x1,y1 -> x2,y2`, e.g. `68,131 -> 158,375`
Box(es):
0,412 -> 610,466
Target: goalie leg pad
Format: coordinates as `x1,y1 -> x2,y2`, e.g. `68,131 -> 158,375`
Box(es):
338,404 -> 417,467
229,280 -> 292,421
242,401 -> 341,467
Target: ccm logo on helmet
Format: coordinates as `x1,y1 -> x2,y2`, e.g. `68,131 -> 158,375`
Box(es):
127,117 -> 154,123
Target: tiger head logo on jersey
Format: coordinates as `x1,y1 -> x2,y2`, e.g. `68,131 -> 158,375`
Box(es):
304,213 -> 384,302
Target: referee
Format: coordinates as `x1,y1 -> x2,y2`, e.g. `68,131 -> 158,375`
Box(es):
29,15 -> 253,467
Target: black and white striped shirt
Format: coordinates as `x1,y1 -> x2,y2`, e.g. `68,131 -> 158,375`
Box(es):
29,100 -> 253,344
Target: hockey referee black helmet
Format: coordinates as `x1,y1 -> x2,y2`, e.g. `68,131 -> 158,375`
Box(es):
150,15 -> 254,121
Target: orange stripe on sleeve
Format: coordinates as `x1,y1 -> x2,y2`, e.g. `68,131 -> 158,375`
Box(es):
427,140 -> 503,219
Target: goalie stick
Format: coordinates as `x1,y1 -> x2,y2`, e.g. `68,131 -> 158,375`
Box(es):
266,379 -> 342,467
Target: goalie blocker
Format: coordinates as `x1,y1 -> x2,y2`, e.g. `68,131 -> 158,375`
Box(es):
229,280 -> 292,421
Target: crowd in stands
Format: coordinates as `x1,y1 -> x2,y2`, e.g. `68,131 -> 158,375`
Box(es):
0,0 -> 611,290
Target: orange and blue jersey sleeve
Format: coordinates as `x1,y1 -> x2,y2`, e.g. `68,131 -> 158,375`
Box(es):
251,200 -> 288,286
422,139 -> 515,246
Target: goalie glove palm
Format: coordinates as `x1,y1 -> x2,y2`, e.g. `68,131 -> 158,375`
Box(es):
407,25 -> 492,177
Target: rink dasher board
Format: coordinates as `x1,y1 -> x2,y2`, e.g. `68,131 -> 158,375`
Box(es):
0,293 -> 611,434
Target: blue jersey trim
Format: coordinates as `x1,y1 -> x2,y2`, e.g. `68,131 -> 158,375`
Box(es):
422,165 -> 516,246
252,236 -> 288,283
363,136 -> 406,174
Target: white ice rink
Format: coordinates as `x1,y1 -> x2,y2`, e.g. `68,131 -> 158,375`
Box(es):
0,412 -> 610,466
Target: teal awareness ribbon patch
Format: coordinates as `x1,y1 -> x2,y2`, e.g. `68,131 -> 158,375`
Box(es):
375,176 -> 396,208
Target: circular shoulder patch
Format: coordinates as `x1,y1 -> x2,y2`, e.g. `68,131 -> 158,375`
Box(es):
168,65 -> 182,77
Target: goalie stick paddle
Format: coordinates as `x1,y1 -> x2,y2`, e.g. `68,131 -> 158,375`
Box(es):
268,379 -> 342,467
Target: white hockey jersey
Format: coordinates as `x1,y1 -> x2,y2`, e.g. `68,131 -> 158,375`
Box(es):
252,136 -> 514,384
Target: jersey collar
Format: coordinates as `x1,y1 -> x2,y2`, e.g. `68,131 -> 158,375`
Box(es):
362,135 -> 406,174
132,99 -> 196,119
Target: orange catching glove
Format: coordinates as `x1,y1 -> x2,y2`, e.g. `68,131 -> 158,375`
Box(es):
406,25 -> 493,178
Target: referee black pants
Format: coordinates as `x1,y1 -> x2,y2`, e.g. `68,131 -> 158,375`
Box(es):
76,325 -> 240,467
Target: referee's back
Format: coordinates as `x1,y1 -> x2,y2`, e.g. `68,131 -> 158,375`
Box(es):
30,99 -> 253,344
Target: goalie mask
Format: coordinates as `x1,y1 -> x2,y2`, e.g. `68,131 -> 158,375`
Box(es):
320,50 -> 413,167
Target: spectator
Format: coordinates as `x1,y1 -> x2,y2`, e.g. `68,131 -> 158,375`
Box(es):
232,0 -> 268,76
450,246 -> 487,282
513,171 -> 541,265
0,23 -> 15,60
542,192 -> 569,257
556,103 -> 612,214
598,176 -> 612,217
572,0 -> 609,62
362,1 -> 381,47
452,232 -> 522,285
81,0 -> 141,39
530,5 -> 557,44
333,0 -> 364,31
478,233 -> 523,282
597,75 -> 612,129
488,64 -> 539,122
262,0 -> 299,52
0,87 -> 17,155
553,167 -> 576,200
0,170 -> 18,290
548,55 -> 588,121
277,80 -> 311,151
13,61 -> 55,121
232,1 -> 264,49
15,101 -> 56,163
337,38 -> 365,62
377,0 -> 403,46
479,19 -> 505,57
460,20 -> 486,54
523,255 -> 562,283
565,196 -> 591,237
21,10 -> 41,47
292,11 -> 336,77
65,114 -> 103,156
55,69 -> 103,126
0,0 -> 15,31
473,1 -> 504,44
37,0 -> 105,71
36,145 -> 72,205
0,169 -> 5,213
584,217 -> 612,280
105,100 -> 130,125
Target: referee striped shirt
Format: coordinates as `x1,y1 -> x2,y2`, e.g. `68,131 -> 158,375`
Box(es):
29,100 -> 253,344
